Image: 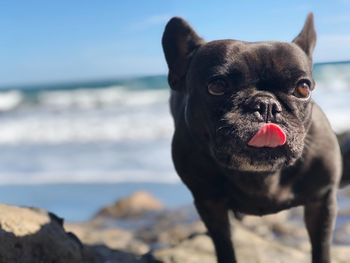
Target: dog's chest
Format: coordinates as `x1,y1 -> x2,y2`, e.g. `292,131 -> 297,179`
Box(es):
225,177 -> 302,215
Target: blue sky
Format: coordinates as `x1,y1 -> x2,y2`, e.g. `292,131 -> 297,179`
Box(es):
0,0 -> 349,86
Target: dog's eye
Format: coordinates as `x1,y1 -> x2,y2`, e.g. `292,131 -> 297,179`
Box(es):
207,79 -> 227,96
293,81 -> 311,99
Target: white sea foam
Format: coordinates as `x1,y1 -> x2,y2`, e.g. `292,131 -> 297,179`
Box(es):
0,109 -> 173,144
0,84 -> 348,145
37,86 -> 169,109
0,87 -> 172,144
0,171 -> 179,185
314,63 -> 350,91
313,82 -> 350,132
0,91 -> 23,111
0,67 -> 348,185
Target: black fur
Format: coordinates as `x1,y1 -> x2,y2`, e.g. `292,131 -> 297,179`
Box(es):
162,14 -> 342,263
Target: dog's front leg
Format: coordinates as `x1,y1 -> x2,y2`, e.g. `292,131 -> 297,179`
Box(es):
195,199 -> 236,263
304,189 -> 337,263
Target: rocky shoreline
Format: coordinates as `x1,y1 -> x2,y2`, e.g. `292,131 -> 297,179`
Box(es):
0,191 -> 349,263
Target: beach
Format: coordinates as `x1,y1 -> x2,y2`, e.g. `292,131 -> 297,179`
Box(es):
0,63 -> 349,189
0,183 -> 192,221
1,190 -> 350,262
0,62 -> 350,261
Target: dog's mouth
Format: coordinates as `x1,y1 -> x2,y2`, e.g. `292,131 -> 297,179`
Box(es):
247,123 -> 287,148
211,122 -> 300,172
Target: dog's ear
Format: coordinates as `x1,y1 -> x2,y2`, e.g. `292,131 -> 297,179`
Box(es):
292,13 -> 316,58
162,17 -> 204,91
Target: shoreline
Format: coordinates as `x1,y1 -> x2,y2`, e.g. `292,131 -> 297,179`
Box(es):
0,182 -> 192,222
0,182 -> 349,223
1,191 -> 349,262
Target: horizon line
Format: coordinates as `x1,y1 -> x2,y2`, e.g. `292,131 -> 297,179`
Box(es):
0,59 -> 349,90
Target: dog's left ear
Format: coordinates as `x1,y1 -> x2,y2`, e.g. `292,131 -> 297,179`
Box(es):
162,17 -> 205,91
292,13 -> 316,58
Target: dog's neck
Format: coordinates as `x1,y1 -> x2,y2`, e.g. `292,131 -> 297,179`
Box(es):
226,170 -> 281,195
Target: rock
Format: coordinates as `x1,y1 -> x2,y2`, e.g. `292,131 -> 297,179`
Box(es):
94,191 -> 164,219
335,222 -> 350,245
145,220 -> 350,263
337,131 -> 350,146
145,232 -> 216,263
0,204 -> 141,263
89,193 -> 350,262
1,191 -> 349,263
145,221 -> 308,263
89,245 -> 143,263
135,205 -> 203,247
0,204 -> 93,263
240,209 -> 310,251
65,222 -> 149,255
0,192 -> 350,263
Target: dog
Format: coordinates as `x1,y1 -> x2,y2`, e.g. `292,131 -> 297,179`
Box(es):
162,13 -> 345,263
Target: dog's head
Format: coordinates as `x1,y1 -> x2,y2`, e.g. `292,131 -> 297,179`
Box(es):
162,14 -> 316,172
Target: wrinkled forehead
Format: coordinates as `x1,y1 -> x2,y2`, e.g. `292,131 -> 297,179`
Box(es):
189,40 -> 312,81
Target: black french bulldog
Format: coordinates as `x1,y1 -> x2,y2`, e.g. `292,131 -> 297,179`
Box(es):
162,13 -> 345,263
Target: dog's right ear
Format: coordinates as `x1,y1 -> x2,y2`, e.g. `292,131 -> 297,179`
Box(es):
162,17 -> 204,91
292,13 -> 316,59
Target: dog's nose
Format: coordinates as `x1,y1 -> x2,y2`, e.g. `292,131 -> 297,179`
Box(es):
248,96 -> 282,122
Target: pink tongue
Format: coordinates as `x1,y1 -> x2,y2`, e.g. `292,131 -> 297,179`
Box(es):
248,123 -> 286,148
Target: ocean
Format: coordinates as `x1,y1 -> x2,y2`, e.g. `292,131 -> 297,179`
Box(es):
0,62 -> 349,221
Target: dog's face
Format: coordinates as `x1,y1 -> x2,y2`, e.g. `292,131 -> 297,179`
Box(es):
163,15 -> 316,172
